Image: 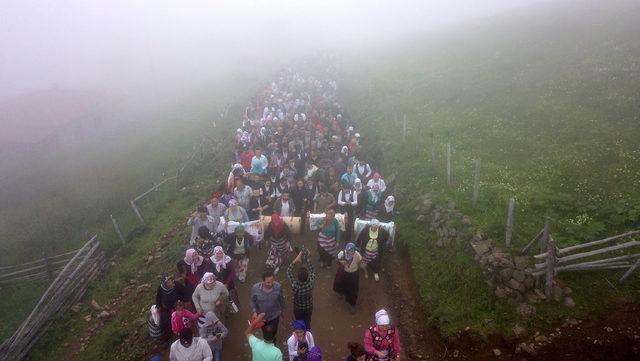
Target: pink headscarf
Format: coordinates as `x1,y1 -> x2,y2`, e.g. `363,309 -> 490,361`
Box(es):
211,246 -> 232,273
184,249 -> 204,274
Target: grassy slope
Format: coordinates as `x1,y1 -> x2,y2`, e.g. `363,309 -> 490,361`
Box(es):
342,0 -> 640,335
0,73 -> 266,342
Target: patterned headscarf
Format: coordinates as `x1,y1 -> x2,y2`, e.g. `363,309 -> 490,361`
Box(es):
184,249 -> 204,275
211,246 -> 231,273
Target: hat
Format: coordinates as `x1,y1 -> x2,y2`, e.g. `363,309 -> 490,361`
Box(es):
235,224 -> 245,234
370,219 -> 380,228
229,199 -> 238,207
292,319 -> 307,331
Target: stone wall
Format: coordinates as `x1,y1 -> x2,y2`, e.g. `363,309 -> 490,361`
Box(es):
413,192 -> 575,320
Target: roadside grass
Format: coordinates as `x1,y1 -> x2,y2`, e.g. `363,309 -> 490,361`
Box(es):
341,2 -> 640,337
0,74 -> 265,345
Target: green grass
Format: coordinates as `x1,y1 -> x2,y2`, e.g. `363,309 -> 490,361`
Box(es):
341,1 -> 640,336
0,72 -> 269,344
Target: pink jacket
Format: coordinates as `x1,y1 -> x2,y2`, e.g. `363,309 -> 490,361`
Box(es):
171,310 -> 199,335
364,325 -> 401,358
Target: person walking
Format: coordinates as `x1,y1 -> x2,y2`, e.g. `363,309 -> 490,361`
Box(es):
251,269 -> 286,340
364,309 -> 401,361
198,311 -> 228,361
177,248 -> 208,300
333,243 -> 362,314
345,342 -> 366,361
188,207 -> 217,245
286,247 -> 315,330
227,225 -> 254,283
357,219 -> 389,282
244,313 -> 283,361
311,208 -> 341,268
265,213 -> 293,275
155,274 -> 188,344
192,273 -> 229,323
287,320 -> 316,361
170,328 -> 213,361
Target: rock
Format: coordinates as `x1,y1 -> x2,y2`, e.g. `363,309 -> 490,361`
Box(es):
414,205 -> 422,212
453,349 -> 460,358
71,304 -> 83,313
514,256 -> 529,270
604,326 -> 613,333
91,299 -> 103,311
495,287 -> 507,299
500,268 -> 514,282
98,310 -> 111,319
566,318 -> 579,326
534,335 -> 548,343
525,292 -> 539,304
422,199 -> 432,210
564,287 -> 573,295
416,215 -> 425,222
516,342 -> 536,355
83,315 -> 92,322
516,303 -> 536,318
447,199 -> 456,209
512,269 -> 526,283
513,324 -> 527,337
462,216 -> 472,226
564,297 -> 576,308
508,278 -> 526,294
523,276 -> 535,289
471,242 -> 491,256
553,285 -> 564,302
493,348 -> 502,357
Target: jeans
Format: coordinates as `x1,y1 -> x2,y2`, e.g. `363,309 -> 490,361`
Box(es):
294,307 -> 313,330
213,349 -> 221,361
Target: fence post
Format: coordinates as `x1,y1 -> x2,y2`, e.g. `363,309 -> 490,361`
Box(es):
505,198 -> 515,247
536,216 -> 552,290
446,143 -> 452,185
130,200 -> 145,225
42,250 -> 53,282
110,214 -> 125,243
472,159 -> 481,204
402,114 -> 407,141
545,232 -> 556,302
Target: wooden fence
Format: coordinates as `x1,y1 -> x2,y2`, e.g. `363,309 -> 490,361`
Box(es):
524,219 -> 640,299
0,249 -> 80,285
0,236 -> 106,361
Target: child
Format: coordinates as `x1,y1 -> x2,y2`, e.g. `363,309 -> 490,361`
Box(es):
199,311 -> 228,361
170,300 -> 199,336
345,342 -> 366,361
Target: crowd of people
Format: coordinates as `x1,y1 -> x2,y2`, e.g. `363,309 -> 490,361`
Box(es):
151,63 -> 402,361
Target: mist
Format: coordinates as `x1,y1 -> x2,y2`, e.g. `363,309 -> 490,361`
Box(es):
0,0 -> 537,100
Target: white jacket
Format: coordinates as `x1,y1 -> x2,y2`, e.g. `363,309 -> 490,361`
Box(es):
287,332 -> 315,361
170,337 -> 213,361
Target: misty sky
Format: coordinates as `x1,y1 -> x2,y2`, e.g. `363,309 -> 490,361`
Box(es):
0,0 -> 537,99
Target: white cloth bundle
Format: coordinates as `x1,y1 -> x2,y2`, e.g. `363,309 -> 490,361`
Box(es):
354,218 -> 396,244
222,219 -> 262,241
309,213 -> 347,232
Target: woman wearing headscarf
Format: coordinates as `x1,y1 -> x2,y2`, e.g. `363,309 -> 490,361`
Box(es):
198,311 -> 228,361
264,213 -> 293,274
379,196 -> 396,223
223,199 -> 249,223
227,225 -> 253,283
287,320 -> 316,361
357,219 -> 389,282
227,163 -> 245,193
192,272 -> 229,324
177,249 -> 208,299
366,172 -> 386,195
333,243 -> 362,313
312,208 -> 341,268
155,274 -> 188,344
364,309 -> 401,361
364,184 -> 383,221
210,246 -> 236,307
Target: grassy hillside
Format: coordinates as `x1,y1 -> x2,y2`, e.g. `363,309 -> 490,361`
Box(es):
0,73 -> 267,342
342,0 -> 640,335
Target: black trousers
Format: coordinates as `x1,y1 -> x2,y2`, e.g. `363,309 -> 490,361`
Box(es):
262,316 -> 280,342
294,307 -> 313,330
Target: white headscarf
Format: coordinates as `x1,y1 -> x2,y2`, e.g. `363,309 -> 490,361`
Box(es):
385,196 -> 395,213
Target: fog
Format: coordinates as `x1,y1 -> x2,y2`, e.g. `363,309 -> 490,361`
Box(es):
0,0 -> 538,100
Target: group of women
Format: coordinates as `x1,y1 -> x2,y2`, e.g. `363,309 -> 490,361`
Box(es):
153,63 -> 402,361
